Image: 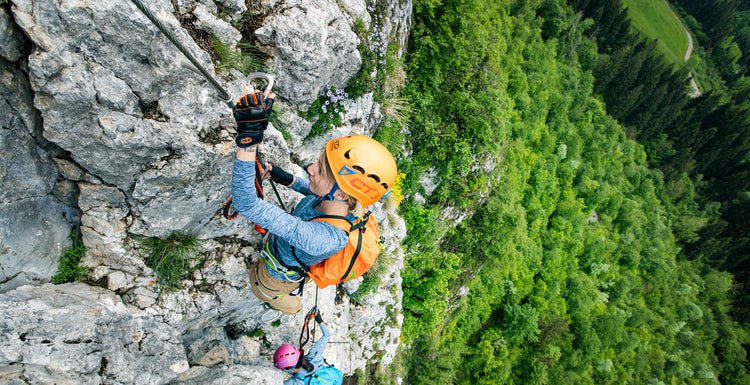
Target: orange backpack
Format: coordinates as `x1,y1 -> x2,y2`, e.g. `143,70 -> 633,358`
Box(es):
292,211 -> 382,289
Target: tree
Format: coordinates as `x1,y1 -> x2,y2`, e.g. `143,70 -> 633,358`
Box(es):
501,303 -> 541,344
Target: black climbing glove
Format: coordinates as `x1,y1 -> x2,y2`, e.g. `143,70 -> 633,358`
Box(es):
315,313 -> 324,324
268,162 -> 294,186
233,90 -> 274,148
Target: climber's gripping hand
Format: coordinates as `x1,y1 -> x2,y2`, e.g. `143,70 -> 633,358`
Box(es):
267,162 -> 294,186
315,312 -> 324,324
233,90 -> 275,148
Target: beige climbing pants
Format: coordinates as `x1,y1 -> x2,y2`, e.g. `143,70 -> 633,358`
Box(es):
249,260 -> 303,315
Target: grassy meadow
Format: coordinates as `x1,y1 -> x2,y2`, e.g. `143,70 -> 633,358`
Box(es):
622,0 -> 689,67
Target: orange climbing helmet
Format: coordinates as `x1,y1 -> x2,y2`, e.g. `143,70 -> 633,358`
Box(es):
326,135 -> 397,208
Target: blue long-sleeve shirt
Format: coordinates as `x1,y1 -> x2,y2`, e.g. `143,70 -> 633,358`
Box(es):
284,323 -> 332,385
231,159 -> 349,281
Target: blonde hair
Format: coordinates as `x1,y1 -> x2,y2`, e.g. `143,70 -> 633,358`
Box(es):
382,190 -> 400,212
321,151 -> 366,217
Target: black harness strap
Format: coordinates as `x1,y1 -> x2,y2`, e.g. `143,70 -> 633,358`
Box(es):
341,229 -> 363,283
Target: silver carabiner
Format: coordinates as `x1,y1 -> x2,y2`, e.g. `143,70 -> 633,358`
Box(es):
246,72 -> 275,98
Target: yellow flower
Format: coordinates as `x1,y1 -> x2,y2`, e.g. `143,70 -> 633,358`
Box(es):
391,171 -> 406,206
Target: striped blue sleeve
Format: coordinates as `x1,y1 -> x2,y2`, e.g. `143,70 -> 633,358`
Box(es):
290,175 -> 312,196
231,159 -> 346,256
306,323 -> 331,369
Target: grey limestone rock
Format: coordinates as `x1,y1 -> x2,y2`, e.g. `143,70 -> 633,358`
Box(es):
193,3 -> 242,48
0,58 -> 70,294
0,283 -> 189,384
0,0 -> 24,63
255,0 -> 362,109
172,365 -> 282,384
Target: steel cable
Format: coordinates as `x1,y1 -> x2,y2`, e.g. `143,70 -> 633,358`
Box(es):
129,0 -> 233,105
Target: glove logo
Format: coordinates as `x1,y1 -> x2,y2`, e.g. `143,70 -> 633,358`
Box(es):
240,138 -> 254,144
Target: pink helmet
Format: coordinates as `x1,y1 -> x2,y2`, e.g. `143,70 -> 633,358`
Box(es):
274,344 -> 300,369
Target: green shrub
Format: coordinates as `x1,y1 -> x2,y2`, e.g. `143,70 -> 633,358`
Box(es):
245,328 -> 265,338
52,229 -> 88,284
135,232 -> 202,291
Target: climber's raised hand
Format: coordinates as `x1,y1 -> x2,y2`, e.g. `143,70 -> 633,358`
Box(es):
233,91 -> 275,148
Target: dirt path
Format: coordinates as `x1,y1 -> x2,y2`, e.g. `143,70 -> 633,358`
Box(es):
663,0 -> 702,96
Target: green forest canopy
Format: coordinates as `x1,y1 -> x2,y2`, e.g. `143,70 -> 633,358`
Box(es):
363,0 -> 750,384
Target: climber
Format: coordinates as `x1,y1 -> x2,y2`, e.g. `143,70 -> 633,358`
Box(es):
273,310 -> 342,385
230,90 -> 398,315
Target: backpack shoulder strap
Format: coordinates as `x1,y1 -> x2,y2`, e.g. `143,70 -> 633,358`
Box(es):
314,211 -> 373,233
312,214 -> 353,232
292,372 -> 316,385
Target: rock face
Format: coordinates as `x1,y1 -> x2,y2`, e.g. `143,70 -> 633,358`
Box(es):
0,0 -> 412,383
255,0 -> 363,109
1,32 -> 71,293
0,283 -> 189,384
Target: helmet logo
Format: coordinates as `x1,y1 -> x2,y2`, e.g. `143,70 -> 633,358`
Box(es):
351,177 -> 380,199
338,165 -> 358,176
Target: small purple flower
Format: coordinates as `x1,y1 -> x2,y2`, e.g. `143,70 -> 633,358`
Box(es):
329,114 -> 334,119
322,106 -> 327,113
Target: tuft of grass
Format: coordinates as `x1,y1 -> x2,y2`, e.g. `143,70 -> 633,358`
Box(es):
135,232 -> 202,291
269,112 -> 292,142
381,96 -> 412,127
52,229 -> 88,284
212,37 -> 266,75
271,319 -> 282,327
384,52 -> 407,96
350,251 -> 393,304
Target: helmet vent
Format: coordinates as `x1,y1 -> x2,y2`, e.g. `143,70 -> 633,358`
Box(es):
352,165 -> 365,173
368,174 -> 381,182
381,182 -> 389,189
344,150 -> 352,159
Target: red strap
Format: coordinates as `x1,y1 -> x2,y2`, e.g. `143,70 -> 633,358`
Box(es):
255,158 -> 265,200
222,197 -> 239,220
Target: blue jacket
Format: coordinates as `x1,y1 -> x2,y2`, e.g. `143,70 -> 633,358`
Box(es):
231,159 -> 348,281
